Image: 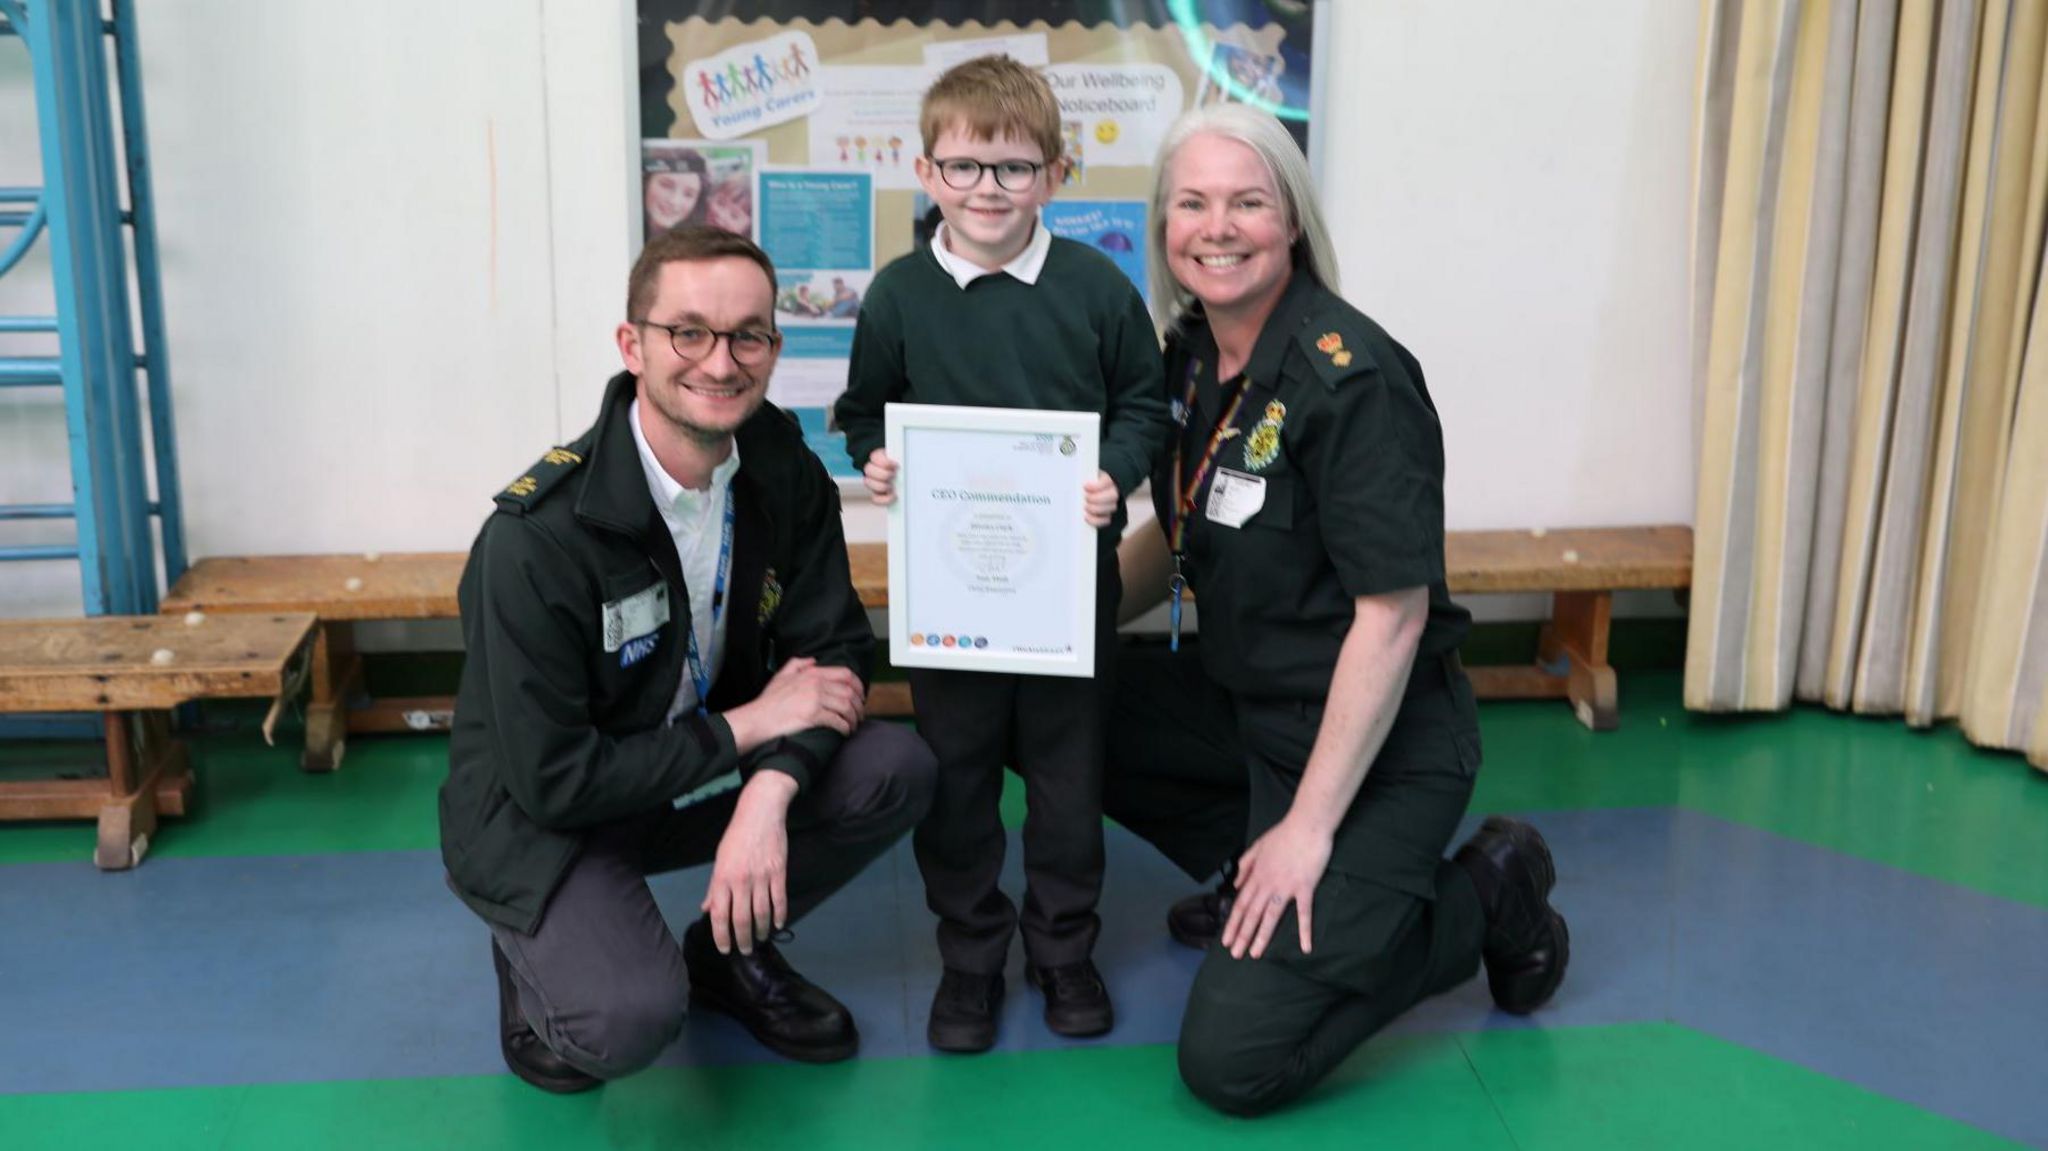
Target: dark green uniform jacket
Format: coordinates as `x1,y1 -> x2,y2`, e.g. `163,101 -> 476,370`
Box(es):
440,372 -> 873,934
1154,268 -> 1473,705
1153,269 -> 1480,899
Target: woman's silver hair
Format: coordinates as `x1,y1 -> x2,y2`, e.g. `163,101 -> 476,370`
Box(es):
1146,104 -> 1340,332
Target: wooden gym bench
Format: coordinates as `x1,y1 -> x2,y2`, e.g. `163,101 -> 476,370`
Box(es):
855,529 -> 1694,731
163,554 -> 466,771
162,549 -> 916,772
0,612 -> 317,869
1118,524 -> 1693,731
1445,525 -> 1693,730
159,525 -> 1691,770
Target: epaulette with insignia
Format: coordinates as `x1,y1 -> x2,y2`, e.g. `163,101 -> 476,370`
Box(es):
494,446 -> 584,514
1298,325 -> 1379,390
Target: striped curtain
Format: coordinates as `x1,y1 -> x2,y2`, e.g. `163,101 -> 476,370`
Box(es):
1687,0 -> 2048,772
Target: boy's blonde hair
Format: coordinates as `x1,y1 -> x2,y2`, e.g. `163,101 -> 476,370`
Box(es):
919,55 -> 1064,165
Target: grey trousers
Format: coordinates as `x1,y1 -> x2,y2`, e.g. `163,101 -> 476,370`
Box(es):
487,720 -> 936,1079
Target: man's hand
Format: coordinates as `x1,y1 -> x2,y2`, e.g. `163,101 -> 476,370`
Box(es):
724,657 -> 866,753
1220,815 -> 1334,960
700,771 -> 798,954
862,449 -> 899,504
1082,470 -> 1118,528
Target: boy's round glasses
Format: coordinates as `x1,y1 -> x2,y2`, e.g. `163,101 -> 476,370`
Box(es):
634,321 -> 780,366
930,156 -> 1047,193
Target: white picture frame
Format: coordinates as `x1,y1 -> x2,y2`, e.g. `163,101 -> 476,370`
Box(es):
884,402 -> 1101,678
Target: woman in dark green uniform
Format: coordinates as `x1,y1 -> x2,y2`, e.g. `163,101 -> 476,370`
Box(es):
1101,105 -> 1571,1117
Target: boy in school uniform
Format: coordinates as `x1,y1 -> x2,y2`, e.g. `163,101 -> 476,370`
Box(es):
834,55 -> 1169,1053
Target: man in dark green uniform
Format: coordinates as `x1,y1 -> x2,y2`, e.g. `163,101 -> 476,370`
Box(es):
1104,106 -> 1569,1116
440,226 -> 936,1094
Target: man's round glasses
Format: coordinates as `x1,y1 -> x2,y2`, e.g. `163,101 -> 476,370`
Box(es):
930,156 -> 1047,193
636,321 -> 780,366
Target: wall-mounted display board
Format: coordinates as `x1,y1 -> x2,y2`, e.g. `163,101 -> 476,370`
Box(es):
636,1 -> 1317,477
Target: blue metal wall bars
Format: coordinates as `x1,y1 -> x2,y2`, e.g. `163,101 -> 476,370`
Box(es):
0,0 -> 185,614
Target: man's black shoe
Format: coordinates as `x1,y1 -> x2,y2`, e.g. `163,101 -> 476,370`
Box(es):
1454,815 -> 1571,1015
927,968 -> 1004,1053
1166,879 -> 1236,950
494,942 -> 600,1094
683,919 -> 858,1063
1025,959 -> 1114,1038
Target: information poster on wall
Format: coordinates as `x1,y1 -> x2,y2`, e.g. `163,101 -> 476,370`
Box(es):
635,1 -> 1317,480
758,169 -> 873,468
1044,201 -> 1149,303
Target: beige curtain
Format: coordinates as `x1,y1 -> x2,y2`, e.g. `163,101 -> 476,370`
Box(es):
1687,0 -> 2048,773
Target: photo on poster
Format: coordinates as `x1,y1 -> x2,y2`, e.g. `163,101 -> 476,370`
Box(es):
1043,201 -> 1147,303
642,139 -> 763,242
1195,42 -> 1288,112
776,269 -> 874,325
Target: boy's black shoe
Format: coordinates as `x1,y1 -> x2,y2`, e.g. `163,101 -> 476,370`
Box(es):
683,919 -> 859,1063
1166,878 -> 1236,950
494,942 -> 600,1094
927,968 -> 1005,1053
1454,816 -> 1571,1015
1026,959 -> 1114,1038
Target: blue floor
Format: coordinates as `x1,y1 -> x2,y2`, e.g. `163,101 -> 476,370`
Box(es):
4,811 -> 2043,1145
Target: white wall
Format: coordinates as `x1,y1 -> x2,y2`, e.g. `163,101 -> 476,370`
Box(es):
1322,2 -> 1698,534
1,0 -> 1697,625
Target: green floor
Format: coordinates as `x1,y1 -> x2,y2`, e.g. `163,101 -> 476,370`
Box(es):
1,1025 -> 2016,1150
6,671 -> 2042,910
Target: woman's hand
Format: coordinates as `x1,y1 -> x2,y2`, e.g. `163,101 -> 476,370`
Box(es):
1220,814 -> 1334,960
1218,589 -> 1429,960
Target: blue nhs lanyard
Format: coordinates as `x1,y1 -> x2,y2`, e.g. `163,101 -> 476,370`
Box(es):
683,486 -> 735,716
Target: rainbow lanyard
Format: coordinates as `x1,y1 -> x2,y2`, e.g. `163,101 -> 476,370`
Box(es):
1166,358 -> 1249,652
682,486 -> 735,715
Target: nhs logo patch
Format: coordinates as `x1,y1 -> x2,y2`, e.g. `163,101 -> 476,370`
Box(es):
620,632 -> 660,668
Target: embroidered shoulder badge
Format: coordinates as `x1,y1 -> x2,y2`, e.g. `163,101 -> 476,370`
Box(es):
495,446 -> 584,513
758,567 -> 783,627
1243,400 -> 1285,472
1317,331 -> 1353,368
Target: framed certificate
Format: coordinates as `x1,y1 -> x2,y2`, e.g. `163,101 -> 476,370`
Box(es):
884,403 -> 1100,677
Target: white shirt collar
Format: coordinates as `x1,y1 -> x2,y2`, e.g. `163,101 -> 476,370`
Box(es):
628,399 -> 740,520
929,216 -> 1052,289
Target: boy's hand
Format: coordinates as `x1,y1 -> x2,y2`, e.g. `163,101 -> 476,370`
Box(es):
1082,470 -> 1118,527
863,449 -> 899,504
